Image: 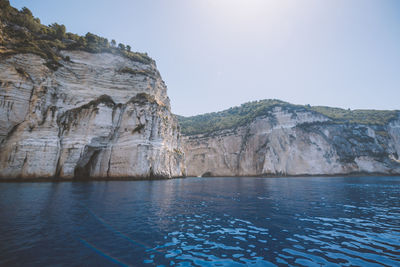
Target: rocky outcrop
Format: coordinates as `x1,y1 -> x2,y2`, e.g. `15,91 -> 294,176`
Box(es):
1,52 -> 399,180
0,51 -> 185,179
183,106 -> 400,177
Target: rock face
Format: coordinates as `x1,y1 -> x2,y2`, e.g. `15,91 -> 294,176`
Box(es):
2,51 -> 400,180
0,51 -> 185,179
183,107 -> 400,177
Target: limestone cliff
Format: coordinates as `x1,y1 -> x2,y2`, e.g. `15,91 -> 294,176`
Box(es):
180,104 -> 400,177
1,1 -> 399,180
0,51 -> 185,179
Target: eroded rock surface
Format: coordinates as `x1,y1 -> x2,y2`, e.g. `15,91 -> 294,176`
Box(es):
183,107 -> 400,177
0,51 -> 185,179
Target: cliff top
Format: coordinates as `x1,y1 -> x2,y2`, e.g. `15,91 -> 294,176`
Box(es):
178,99 -> 399,136
0,0 -> 152,70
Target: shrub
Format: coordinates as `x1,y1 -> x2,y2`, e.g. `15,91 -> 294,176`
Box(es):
118,43 -> 125,51
49,23 -> 66,39
21,7 -> 32,17
178,100 -> 400,136
118,67 -> 153,76
0,2 -> 155,67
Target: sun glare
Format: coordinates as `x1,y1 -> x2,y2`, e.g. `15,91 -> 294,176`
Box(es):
211,0 -> 290,18
197,0 -> 296,32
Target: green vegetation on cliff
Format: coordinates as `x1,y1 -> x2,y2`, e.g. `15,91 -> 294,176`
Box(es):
0,0 -> 152,69
177,99 -> 289,135
178,100 -> 399,136
307,106 -> 398,126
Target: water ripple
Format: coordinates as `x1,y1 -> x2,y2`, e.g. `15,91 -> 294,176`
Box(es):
0,176 -> 399,266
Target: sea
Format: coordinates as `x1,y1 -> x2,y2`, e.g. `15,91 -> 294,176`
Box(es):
0,176 -> 399,266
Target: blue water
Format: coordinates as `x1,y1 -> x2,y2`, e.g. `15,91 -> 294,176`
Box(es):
0,176 -> 399,266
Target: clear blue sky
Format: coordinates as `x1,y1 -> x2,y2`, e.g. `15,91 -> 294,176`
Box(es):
10,0 -> 400,116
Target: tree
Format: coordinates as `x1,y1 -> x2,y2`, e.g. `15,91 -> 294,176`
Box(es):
50,23 -> 66,39
126,45 -> 131,52
77,36 -> 87,46
118,43 -> 125,51
21,7 -> 33,17
111,39 -> 116,47
103,38 -> 109,48
85,32 -> 97,43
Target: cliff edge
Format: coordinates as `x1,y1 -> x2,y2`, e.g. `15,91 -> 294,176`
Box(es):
1,1 -> 400,179
179,101 -> 400,177
0,2 -> 185,179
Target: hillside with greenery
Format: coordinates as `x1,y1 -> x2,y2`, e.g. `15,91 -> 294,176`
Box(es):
0,0 -> 151,70
307,106 -> 398,126
178,100 -> 399,136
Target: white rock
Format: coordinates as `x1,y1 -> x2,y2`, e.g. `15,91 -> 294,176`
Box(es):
0,51 -> 185,179
183,109 -> 400,176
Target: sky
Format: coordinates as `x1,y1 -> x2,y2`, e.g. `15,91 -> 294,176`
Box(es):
10,0 -> 400,116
